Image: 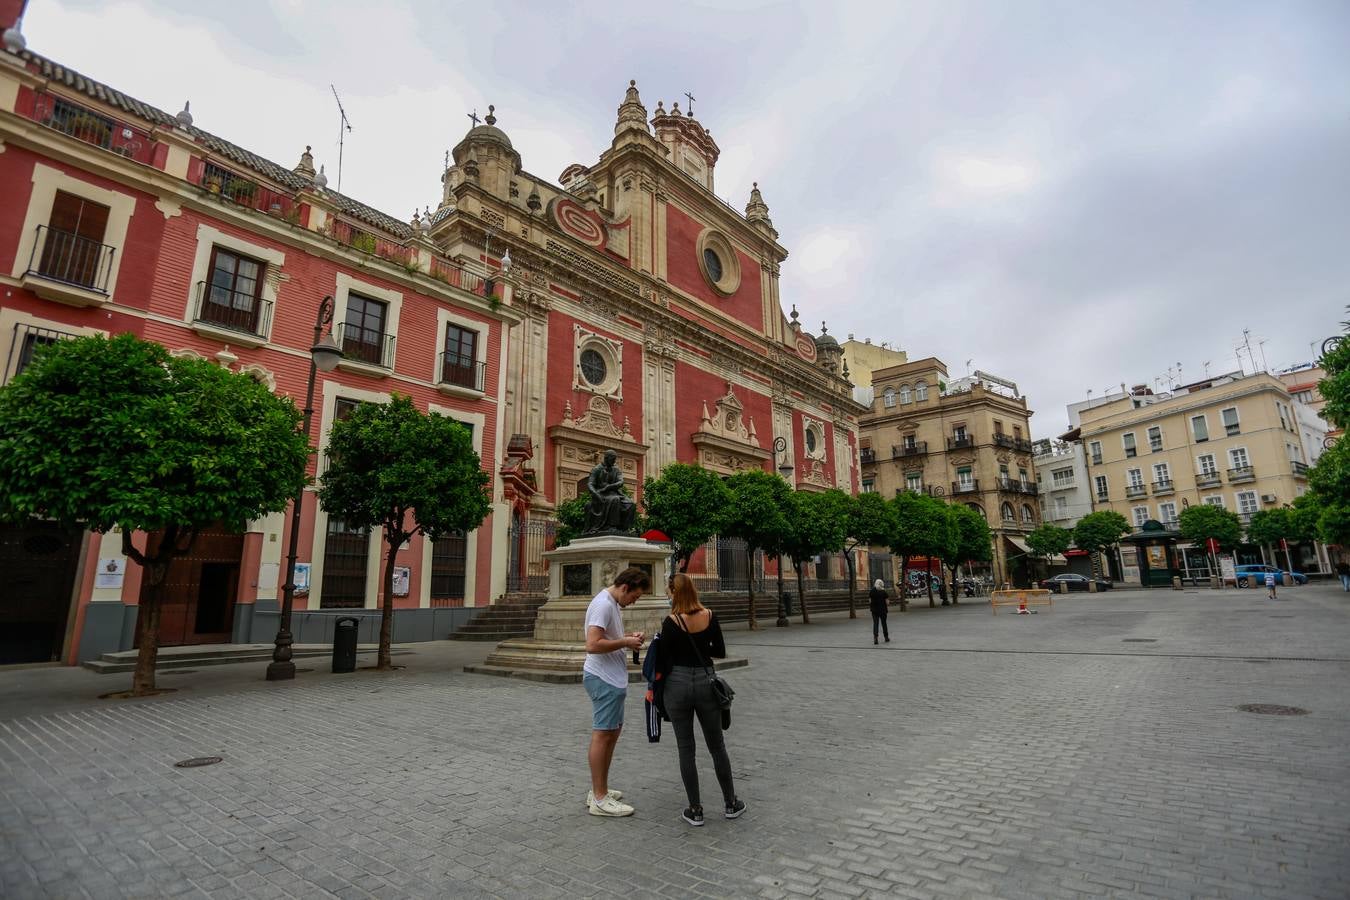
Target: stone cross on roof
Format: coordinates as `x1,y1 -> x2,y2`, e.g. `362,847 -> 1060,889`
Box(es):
467,109 -> 481,127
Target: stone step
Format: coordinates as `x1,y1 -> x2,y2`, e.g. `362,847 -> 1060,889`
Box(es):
83,645 -> 411,674
450,631 -> 534,642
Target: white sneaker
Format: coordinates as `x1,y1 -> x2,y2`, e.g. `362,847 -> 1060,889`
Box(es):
585,788 -> 624,807
588,794 -> 635,817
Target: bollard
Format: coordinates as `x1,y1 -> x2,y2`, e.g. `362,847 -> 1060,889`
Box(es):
1172,576 -> 1182,591
332,616 -> 359,673
1058,581 -> 1067,595
1088,580 -> 1098,593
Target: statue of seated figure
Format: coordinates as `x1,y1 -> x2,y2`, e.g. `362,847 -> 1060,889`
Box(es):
583,449 -> 637,535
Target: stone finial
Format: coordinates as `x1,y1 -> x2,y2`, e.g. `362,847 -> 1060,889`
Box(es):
314,164 -> 328,190
293,144 -> 316,180
745,181 -> 777,237
671,101 -> 682,116
527,187 -> 542,212
789,304 -> 801,331
175,101 -> 193,129
2,17 -> 26,54
484,104 -> 496,126
411,209 -> 423,233
615,79 -> 650,136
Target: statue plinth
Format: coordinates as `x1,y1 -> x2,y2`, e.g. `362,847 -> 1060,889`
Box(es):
468,535 -> 674,683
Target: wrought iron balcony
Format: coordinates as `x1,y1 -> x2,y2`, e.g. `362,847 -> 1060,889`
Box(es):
1125,483 -> 1147,498
192,281 -> 272,338
947,435 -> 975,450
438,352 -> 486,392
951,479 -> 980,494
1227,465 -> 1255,484
27,91 -> 159,165
893,441 -> 928,458
199,162 -> 296,219
1151,479 -> 1174,495
992,433 -> 1015,449
24,225 -> 115,294
1195,470 -> 1222,487
859,448 -> 876,465
1291,461 -> 1309,478
337,322 -> 395,369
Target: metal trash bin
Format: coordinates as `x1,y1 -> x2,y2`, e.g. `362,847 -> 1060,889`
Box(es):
332,616 -> 359,674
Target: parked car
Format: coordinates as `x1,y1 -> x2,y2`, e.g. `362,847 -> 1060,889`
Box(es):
1233,564 -> 1308,587
1038,573 -> 1113,592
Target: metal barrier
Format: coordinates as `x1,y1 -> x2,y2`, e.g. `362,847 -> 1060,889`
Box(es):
990,588 -> 1053,614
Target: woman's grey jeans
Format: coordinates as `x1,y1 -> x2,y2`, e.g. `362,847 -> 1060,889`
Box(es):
664,665 -> 736,808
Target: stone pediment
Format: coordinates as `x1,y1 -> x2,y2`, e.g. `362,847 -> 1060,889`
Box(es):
547,396 -> 648,502
690,383 -> 771,476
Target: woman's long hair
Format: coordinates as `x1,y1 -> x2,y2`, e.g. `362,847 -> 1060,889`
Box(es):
670,573 -> 706,616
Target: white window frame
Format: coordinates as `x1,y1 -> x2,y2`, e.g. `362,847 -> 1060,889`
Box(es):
1094,474 -> 1109,498
1221,406 -> 1240,436
1147,426 -> 1163,451
434,307 -> 489,399
572,324 -> 623,400
335,273 -> 403,374
898,384 -> 912,404
1190,414 -> 1208,442
1122,432 -> 1137,457
1132,506 -> 1149,527
1127,467 -> 1143,488
1203,495 -> 1226,508
1158,502 -> 1177,524
905,472 -> 921,492
1236,491 -> 1259,515
957,466 -> 974,488
1089,440 -> 1102,465
1051,467 -> 1073,486
1198,453 -> 1217,475
183,224 -> 286,347
1152,462 -> 1170,483
1229,447 -> 1250,470
915,381 -> 928,401
1001,502 -> 1015,522
882,387 -> 896,408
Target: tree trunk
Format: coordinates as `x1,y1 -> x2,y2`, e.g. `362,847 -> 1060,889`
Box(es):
900,555 -> 910,607
131,561 -> 168,696
377,531 -> 401,670
926,560 -> 936,607
845,544 -> 858,619
745,546 -> 758,630
948,562 -> 960,605
797,561 -> 810,624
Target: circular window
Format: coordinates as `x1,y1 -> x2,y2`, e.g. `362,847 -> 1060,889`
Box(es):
703,248 -> 723,283
805,427 -> 817,455
579,348 -> 608,386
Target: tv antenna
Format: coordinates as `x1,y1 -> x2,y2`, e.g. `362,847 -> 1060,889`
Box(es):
331,84 -> 352,192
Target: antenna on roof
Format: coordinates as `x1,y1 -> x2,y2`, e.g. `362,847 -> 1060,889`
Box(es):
331,84 -> 352,193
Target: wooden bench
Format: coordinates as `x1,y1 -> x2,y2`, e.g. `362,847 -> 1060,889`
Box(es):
989,588 -> 1053,614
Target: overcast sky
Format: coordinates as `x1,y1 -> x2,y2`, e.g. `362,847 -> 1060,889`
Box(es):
22,0 -> 1350,434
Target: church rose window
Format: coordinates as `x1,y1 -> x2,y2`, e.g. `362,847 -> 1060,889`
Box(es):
703,248 -> 723,282
579,348 -> 608,386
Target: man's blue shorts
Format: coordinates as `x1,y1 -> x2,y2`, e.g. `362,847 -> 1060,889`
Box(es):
583,673 -> 627,731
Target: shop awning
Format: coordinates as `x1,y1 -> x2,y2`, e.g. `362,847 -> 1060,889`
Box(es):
1047,553 -> 1068,566
1005,535 -> 1031,555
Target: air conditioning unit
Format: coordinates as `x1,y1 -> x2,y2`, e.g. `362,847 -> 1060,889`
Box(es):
1260,494 -> 1277,504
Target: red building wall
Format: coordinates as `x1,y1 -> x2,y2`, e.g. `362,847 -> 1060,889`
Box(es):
673,360 -> 773,468
664,204 -> 763,333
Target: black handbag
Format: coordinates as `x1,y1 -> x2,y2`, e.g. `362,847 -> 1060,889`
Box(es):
675,614 -> 735,712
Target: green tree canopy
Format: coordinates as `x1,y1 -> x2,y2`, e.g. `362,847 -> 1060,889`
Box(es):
642,462 -> 731,571
722,469 -> 792,629
781,489 -> 851,624
948,505 -> 994,566
1245,508 -> 1310,547
1177,504 -> 1243,552
1302,313 -> 1350,545
553,496 -> 586,547
0,333 -> 309,695
1072,510 -> 1132,555
319,394 -> 490,669
1025,524 -> 1073,558
890,492 -> 951,605
841,491 -> 895,617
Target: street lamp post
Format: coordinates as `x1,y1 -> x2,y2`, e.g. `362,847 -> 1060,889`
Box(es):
267,295 -> 343,681
772,436 -> 794,627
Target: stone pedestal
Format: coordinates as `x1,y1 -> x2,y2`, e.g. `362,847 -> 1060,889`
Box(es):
466,536 -> 667,682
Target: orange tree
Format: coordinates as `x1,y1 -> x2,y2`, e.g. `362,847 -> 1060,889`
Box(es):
721,469 -> 791,629
0,334 -> 308,696
318,394 -> 489,669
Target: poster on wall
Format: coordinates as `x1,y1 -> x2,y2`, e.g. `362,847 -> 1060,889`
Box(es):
94,558 -> 125,589
1121,555 -> 1141,584
293,563 -> 311,594
393,567 -> 411,597
1146,545 -> 1167,570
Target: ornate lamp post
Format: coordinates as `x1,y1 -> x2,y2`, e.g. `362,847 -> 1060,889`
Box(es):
772,436 -> 794,627
267,295 -> 342,681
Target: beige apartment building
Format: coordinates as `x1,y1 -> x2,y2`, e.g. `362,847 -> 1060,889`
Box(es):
858,358 -> 1039,586
1075,371 -> 1317,581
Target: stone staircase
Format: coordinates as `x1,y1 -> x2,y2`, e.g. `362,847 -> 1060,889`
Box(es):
449,593 -> 549,642
81,643 -> 409,674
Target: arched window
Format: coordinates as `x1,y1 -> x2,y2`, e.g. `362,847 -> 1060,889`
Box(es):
1022,504 -> 1035,524
899,384 -> 912,404
967,503 -> 985,518
915,380 -> 928,401
1001,502 -> 1015,522
882,387 -> 896,408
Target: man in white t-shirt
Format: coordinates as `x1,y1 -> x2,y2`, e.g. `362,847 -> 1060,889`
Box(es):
583,566 -> 652,817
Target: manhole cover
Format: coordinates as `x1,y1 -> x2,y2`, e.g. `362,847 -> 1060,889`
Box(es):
1122,639 -> 1157,643
1237,704 -> 1308,716
173,756 -> 223,768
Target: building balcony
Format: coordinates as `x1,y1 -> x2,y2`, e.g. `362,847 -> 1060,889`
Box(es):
1048,478 -> 1077,492
859,448 -> 876,465
1096,491 -> 1109,502
1151,479 -> 1174,495
1125,483 -> 1147,499
335,322 -> 395,375
20,225 -> 116,307
191,281 -> 272,347
993,433 -> 1036,453
437,352 -> 487,396
25,91 -> 160,166
951,479 -> 980,495
947,435 -> 975,450
1195,470 -> 1222,487
198,162 -> 297,220
1291,461 -> 1309,478
1227,466 -> 1256,484
893,441 -> 928,459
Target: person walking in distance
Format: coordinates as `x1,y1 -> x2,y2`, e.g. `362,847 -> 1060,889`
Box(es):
1265,569 -> 1278,600
584,567 -> 652,817
1336,560 -> 1350,592
659,574 -> 745,826
868,579 -> 891,645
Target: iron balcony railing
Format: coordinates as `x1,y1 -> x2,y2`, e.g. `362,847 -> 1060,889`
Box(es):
331,219 -> 413,265
1151,479 -> 1174,494
25,225 -> 115,293
947,435 -> 975,450
200,161 -> 296,219
28,91 -> 159,165
893,441 -> 928,458
337,322 -> 395,368
1125,483 -> 1147,498
3,322 -> 77,385
993,434 -> 1036,453
859,448 -> 876,464
193,281 -> 272,337
1291,461 -> 1309,477
1227,465 -> 1255,483
951,480 -> 980,494
439,352 -> 486,392
1096,491 -> 1109,502
1196,470 -> 1222,487
429,255 -> 489,297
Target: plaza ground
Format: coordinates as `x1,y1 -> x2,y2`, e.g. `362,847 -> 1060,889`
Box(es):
2,584 -> 1348,899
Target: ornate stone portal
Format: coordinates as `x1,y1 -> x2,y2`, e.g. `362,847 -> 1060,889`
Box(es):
690,383 -> 771,476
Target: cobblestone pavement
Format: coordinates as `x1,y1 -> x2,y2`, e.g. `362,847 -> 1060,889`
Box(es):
2,584 -> 1349,899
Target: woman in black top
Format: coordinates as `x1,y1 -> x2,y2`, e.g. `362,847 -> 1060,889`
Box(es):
659,573 -> 745,826
868,579 -> 890,644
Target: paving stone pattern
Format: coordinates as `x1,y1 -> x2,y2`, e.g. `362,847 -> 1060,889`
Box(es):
2,586 -> 1349,898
